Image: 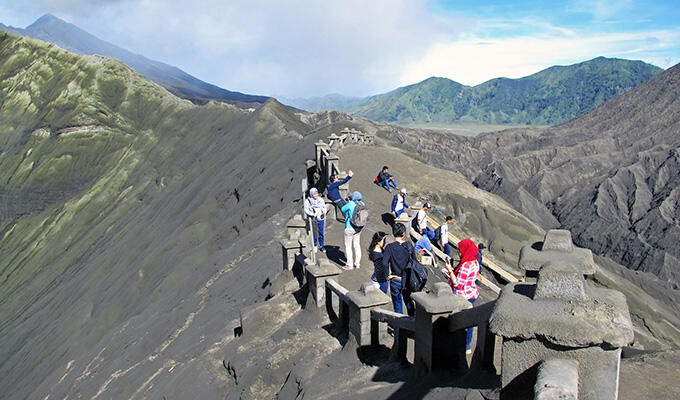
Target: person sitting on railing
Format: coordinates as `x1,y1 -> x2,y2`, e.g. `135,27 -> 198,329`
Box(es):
391,188 -> 409,218
369,231 -> 389,294
304,187 -> 327,252
444,239 -> 480,354
433,216 -> 453,257
327,169 -> 353,208
383,223 -> 415,315
375,165 -> 398,192
411,202 -> 435,240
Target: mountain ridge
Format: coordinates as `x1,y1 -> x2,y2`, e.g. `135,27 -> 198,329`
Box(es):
1,13 -> 271,107
288,57 -> 662,126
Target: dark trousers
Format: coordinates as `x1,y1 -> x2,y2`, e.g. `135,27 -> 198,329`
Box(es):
390,279 -> 414,315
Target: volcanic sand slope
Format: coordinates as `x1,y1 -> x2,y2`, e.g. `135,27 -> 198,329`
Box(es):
0,32 -> 313,399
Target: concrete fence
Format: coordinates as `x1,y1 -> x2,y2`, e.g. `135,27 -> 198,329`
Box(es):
276,131 -> 634,399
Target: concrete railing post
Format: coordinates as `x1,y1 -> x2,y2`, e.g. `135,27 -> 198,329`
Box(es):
489,261 -> 634,399
286,214 -> 307,244
280,238 -> 302,271
306,260 -> 340,308
519,229 -> 596,282
535,359 -> 579,400
411,282 -> 472,376
325,154 -> 339,187
345,283 -> 390,346
315,141 -> 329,176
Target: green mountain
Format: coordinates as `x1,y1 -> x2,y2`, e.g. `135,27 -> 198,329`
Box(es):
304,57 -> 662,125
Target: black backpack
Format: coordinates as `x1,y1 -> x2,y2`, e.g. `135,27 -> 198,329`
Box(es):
433,226 -> 442,243
350,202 -> 369,229
401,242 -> 428,292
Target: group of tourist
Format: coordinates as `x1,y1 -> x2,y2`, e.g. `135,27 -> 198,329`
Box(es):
304,165 -> 483,353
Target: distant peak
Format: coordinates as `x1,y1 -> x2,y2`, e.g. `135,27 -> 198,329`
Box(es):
28,13 -> 69,29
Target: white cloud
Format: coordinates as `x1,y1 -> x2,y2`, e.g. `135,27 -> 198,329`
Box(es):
35,0 -> 463,98
400,29 -> 680,87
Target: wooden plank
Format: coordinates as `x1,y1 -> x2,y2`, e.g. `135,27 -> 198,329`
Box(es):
426,216 -> 519,283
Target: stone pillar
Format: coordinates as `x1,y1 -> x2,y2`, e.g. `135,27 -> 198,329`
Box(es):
411,282 -> 472,376
306,260 -> 340,308
328,133 -> 341,150
518,229 -> 595,282
346,283 -> 390,346
326,154 -> 339,184
315,141 -> 329,172
535,359 -> 579,400
281,238 -> 302,271
286,214 -> 307,242
489,262 -> 634,400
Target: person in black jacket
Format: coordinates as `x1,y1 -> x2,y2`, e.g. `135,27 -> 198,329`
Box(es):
369,231 -> 389,294
376,166 -> 398,192
382,223 -> 415,315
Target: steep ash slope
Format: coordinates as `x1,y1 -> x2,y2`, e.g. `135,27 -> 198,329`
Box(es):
0,32 -> 313,399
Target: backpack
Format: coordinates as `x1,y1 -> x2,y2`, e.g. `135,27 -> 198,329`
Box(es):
433,226 -> 442,243
401,242 -> 428,292
350,202 -> 369,229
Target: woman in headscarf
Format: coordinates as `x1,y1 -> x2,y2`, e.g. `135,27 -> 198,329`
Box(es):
445,238 -> 479,354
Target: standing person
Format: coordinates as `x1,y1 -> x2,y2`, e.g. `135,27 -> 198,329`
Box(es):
382,223 -> 415,315
391,188 -> 409,218
327,170 -> 353,208
369,231 -> 389,294
341,191 -> 365,270
412,202 -> 435,240
304,188 -> 327,252
434,216 -> 453,257
445,239 -> 479,354
376,166 -> 398,192
477,243 -> 486,267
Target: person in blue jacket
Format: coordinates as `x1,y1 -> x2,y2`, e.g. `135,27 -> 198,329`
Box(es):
391,188 -> 409,218
341,191 -> 365,270
327,170 -> 353,208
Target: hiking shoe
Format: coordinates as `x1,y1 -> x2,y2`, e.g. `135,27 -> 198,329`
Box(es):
341,265 -> 353,270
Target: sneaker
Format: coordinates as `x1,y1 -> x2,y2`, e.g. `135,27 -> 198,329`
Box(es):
466,348 -> 472,355
388,189 -> 393,193
354,264 -> 360,269
320,246 -> 327,253
341,265 -> 353,270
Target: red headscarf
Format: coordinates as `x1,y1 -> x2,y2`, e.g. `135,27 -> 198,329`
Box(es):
454,239 -> 479,274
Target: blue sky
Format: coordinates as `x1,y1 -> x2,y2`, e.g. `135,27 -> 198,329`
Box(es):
0,0 -> 678,98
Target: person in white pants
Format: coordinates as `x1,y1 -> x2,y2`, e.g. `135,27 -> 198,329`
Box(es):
340,191 -> 365,270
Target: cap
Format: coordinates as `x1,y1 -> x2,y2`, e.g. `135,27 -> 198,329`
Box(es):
351,191 -> 362,201
400,188 -> 407,194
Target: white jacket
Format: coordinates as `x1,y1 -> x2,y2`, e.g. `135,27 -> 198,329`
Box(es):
304,196 -> 326,220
